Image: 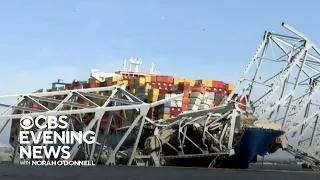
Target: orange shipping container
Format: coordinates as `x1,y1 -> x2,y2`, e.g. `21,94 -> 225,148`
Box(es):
182,104 -> 188,111
191,87 -> 206,94
182,97 -> 189,105
151,76 -> 157,82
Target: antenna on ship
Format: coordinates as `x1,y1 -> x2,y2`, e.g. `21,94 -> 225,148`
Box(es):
150,62 -> 155,74
122,59 -> 127,71
129,57 -> 142,72
129,57 -> 132,71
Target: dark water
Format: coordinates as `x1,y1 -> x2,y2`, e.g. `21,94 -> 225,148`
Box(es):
0,163 -> 319,180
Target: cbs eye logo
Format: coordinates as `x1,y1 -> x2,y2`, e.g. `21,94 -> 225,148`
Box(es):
20,116 -> 34,130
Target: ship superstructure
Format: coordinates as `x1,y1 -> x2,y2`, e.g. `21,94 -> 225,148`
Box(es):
0,23 -> 319,171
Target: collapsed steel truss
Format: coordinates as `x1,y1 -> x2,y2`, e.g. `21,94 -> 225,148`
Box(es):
228,23 -> 320,171
0,84 -> 241,167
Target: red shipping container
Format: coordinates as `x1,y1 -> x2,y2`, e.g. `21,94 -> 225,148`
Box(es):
61,94 -> 67,100
212,81 -> 224,88
156,75 -> 163,82
100,112 -> 123,131
166,76 -> 174,84
182,104 -> 188,111
65,84 -> 73,90
224,83 -> 229,90
72,81 -> 81,87
161,82 -> 168,87
183,91 -> 189,97
107,81 -> 113,86
147,108 -> 156,119
159,89 -> 168,94
83,83 -> 89,88
217,81 -> 224,89
170,107 -> 182,116
88,82 -> 99,88
100,81 -> 108,87
170,112 -> 179,117
211,81 -> 216,87
151,84 -> 158,89
161,76 -> 167,83
178,82 -> 190,91
182,97 -> 189,105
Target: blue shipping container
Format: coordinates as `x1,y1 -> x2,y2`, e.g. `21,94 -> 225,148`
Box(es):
214,93 -> 221,100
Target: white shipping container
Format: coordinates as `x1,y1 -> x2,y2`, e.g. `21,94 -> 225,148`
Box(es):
159,93 -> 171,99
170,100 -> 178,107
208,92 -> 215,100
188,104 -> 199,111
199,104 -> 210,110
189,98 -> 202,105
204,99 -> 213,105
204,92 -> 209,99
190,92 -> 204,99
176,101 -> 182,107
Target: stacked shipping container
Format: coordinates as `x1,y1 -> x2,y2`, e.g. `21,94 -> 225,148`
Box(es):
46,74 -> 237,131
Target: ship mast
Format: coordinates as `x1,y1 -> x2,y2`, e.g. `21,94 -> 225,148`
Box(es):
122,59 -> 127,71
150,62 -> 155,74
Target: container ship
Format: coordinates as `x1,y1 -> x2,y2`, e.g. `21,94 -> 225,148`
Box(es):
8,58 -> 284,169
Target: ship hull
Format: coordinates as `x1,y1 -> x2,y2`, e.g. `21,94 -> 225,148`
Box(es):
164,127 -> 284,169
217,127 -> 284,169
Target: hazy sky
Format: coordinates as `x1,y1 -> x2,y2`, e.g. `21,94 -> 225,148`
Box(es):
0,0 -> 319,159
